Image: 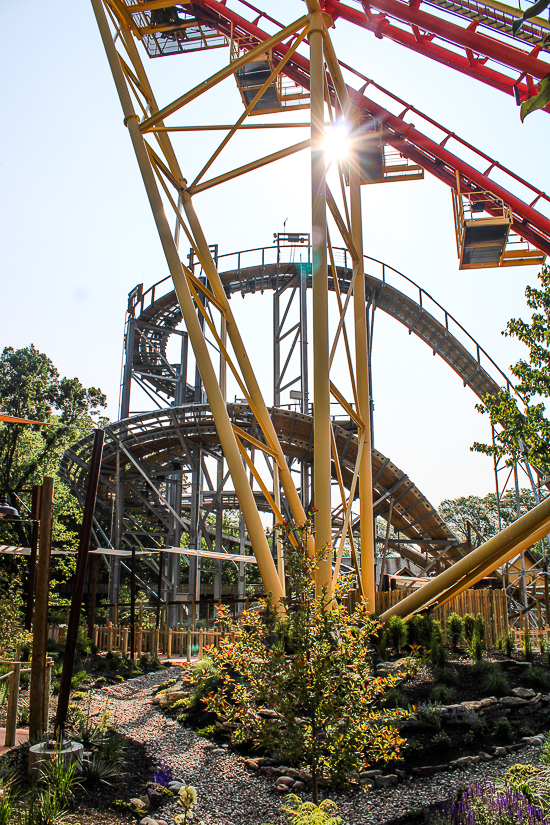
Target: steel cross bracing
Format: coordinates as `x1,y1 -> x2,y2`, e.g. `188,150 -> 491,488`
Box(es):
188,0 -> 550,256
326,0 -> 550,113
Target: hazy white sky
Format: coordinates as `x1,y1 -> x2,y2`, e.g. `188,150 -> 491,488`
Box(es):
1,0 -> 549,509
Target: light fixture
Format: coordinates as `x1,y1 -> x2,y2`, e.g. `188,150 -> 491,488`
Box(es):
0,493 -> 19,519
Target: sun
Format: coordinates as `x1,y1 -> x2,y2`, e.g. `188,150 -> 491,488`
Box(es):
323,118 -> 351,164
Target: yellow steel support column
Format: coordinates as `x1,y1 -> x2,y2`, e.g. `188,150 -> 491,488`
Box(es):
91,0 -> 284,603
349,118 -> 376,611
181,193 -> 313,544
309,9 -> 333,596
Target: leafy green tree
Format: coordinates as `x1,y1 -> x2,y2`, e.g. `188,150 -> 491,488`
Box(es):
0,345 -> 107,598
473,266 -> 550,475
200,525 -> 407,803
439,489 -> 538,546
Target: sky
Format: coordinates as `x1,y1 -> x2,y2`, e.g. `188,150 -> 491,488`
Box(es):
1,0 -> 549,510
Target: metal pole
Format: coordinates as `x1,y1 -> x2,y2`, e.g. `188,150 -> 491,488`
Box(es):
309,9 -> 332,596
29,476 -> 54,743
91,0 -> 284,603
156,551 -> 164,630
24,485 -> 41,631
350,114 -> 376,611
55,430 -> 104,736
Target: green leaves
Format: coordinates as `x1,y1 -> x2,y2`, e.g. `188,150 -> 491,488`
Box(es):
520,73 -> 550,122
512,0 -> 550,36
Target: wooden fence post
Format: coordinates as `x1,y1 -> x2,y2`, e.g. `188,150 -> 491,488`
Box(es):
5,662 -> 21,748
44,659 -> 52,732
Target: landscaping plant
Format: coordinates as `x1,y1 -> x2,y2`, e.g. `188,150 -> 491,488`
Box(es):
264,794 -> 343,825
386,615 -> 408,653
200,523 -> 407,802
463,613 -> 475,644
446,613 -> 463,650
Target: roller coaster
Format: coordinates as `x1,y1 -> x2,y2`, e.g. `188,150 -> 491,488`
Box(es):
66,0 -> 550,625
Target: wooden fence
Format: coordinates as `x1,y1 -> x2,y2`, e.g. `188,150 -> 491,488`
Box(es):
92,624 -> 225,661
510,626 -> 550,651
375,588 -> 509,648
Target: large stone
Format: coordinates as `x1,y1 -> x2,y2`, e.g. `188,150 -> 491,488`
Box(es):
451,757 -> 471,770
461,701 -> 482,713
168,781 -> 184,792
244,759 -> 260,770
500,696 -> 528,708
147,788 -> 163,808
412,765 -> 447,776
130,798 -> 148,810
494,747 -> 507,757
375,774 -> 398,788
512,687 -> 536,699
523,736 -> 544,747
292,781 -> 306,792
276,776 -> 294,787
478,752 -> 492,761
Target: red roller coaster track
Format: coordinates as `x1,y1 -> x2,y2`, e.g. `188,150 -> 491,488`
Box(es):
192,0 -> 550,255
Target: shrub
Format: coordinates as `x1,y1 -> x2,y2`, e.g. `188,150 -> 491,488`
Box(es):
421,778 -> 547,825
470,630 -> 483,662
434,667 -> 457,686
464,613 -> 475,644
430,625 -> 446,669
493,718 -> 513,742
474,614 -> 486,646
430,684 -> 456,704
387,615 -> 408,652
431,731 -> 452,750
196,724 -> 219,739
278,795 -> 343,825
377,629 -> 388,661
383,688 -> 409,710
523,627 -> 534,662
202,528 -> 407,803
481,666 -> 510,697
541,731 -> 550,766
504,632 -> 515,657
540,638 -> 546,655
522,666 -> 550,690
446,613 -> 463,649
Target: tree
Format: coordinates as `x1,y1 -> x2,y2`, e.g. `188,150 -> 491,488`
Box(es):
473,266 -> 550,476
200,525 -> 406,803
0,345 -> 107,599
439,489 -> 538,546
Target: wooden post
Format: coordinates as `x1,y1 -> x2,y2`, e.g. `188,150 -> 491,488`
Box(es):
29,475 -> 54,743
108,622 -> 113,653
113,603 -> 118,626
198,630 -> 203,660
167,628 -> 172,660
87,555 -> 98,640
130,547 -> 136,660
186,629 -> 191,663
139,603 -> 143,626
156,551 -> 164,629
25,486 -> 41,631
5,662 -> 21,748
44,659 -> 52,732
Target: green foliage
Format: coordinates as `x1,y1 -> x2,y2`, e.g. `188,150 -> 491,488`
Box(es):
504,633 -> 516,657
470,631 -> 484,662
277,795 -> 343,825
464,719 -> 487,745
463,614 -> 475,644
473,266 -> 550,476
446,613 -> 463,649
387,615 -> 408,652
196,724 -> 219,739
200,527 -> 407,802
522,666 -> 550,690
523,628 -> 534,662
155,678 -> 177,695
493,718 -> 513,742
541,731 -> 550,766
430,625 -> 446,669
520,72 -> 550,121
474,614 -> 486,645
431,730 -> 452,750
481,666 -> 510,697
430,684 -> 456,704
0,575 -> 31,657
434,667 -> 458,686
504,763 -> 550,811
80,753 -> 120,787
376,628 -> 388,661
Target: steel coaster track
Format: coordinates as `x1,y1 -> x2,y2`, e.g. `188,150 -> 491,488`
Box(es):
329,0 -> 550,111
189,0 -> 550,257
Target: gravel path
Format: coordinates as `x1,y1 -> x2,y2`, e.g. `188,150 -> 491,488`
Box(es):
89,670 -> 546,825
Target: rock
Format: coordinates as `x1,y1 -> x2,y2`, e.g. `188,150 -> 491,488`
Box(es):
412,765 -> 447,777
285,768 -> 300,778
297,770 -> 313,785
512,687 -> 536,699
130,798 -> 148,810
244,759 -> 260,770
168,781 -> 184,791
461,701 -> 482,713
375,774 -> 398,788
203,743 -> 215,751
261,766 -> 276,776
500,696 -> 528,707
494,747 -> 507,757
156,821 -> 168,825
147,789 -> 164,809
523,736 -> 543,747
276,776 -> 294,787
451,757 -> 471,770
139,818 -> 158,825
212,748 -> 225,754
469,756 -> 480,764
478,752 -> 492,761
362,769 -> 383,778
529,694 -> 542,705
258,708 -> 279,719
259,757 -> 278,767
292,781 -> 306,792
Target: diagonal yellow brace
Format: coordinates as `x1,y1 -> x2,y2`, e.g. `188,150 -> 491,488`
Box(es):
140,16 -> 308,131
329,382 -> 365,430
232,425 -> 278,459
332,429 -> 365,590
330,425 -> 364,596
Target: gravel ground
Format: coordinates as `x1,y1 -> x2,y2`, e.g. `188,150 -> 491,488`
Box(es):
89,669 -> 546,825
